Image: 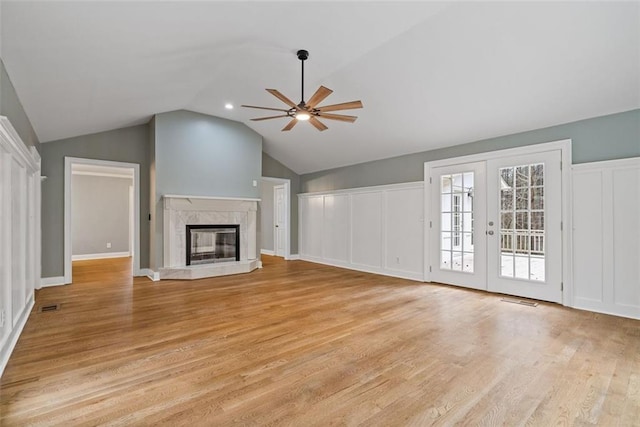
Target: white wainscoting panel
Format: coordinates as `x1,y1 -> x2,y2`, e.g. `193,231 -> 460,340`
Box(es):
351,192 -> 383,269
572,158 -> 640,319
322,194 -> 350,264
385,187 -> 424,276
299,182 -> 424,281
300,195 -> 324,259
0,117 -> 41,377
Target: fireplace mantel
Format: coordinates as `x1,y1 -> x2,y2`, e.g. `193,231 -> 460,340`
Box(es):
159,195 -> 259,280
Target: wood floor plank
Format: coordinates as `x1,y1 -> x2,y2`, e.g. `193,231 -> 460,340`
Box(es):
1,256 -> 639,425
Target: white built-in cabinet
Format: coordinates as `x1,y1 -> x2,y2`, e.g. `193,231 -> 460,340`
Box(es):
299,182 -> 424,281
0,117 -> 41,376
572,158 -> 640,319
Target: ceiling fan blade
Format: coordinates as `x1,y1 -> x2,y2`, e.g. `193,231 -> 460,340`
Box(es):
306,86 -> 333,109
250,115 -> 290,121
266,89 -> 298,109
317,113 -> 357,123
282,119 -> 298,131
242,105 -> 291,113
315,100 -> 363,112
309,117 -> 328,131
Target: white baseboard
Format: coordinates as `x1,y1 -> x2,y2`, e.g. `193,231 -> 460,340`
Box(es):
573,300 -> 640,321
300,255 -> 424,282
141,269 -> 160,281
260,249 -> 275,256
40,276 -> 66,288
0,296 -> 34,377
258,261 -> 263,269
72,252 -> 130,261
286,254 -> 300,260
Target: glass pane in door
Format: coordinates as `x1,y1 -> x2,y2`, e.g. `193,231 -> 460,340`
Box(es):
498,163 -> 545,281
440,172 -> 474,272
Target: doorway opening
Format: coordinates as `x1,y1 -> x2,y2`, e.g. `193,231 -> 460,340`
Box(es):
259,177 -> 291,260
64,157 -> 141,284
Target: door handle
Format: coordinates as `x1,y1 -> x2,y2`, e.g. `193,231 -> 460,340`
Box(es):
275,225 -> 279,228
487,230 -> 494,235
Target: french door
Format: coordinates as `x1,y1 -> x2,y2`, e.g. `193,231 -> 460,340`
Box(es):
429,150 -> 563,303
486,151 -> 562,303
430,162 -> 487,290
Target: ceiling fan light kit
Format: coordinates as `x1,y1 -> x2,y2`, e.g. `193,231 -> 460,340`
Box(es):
242,49 -> 363,131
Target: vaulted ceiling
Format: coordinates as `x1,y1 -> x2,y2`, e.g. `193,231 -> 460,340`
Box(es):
2,1 -> 639,174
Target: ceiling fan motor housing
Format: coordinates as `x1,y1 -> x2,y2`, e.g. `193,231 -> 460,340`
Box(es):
297,50 -> 309,61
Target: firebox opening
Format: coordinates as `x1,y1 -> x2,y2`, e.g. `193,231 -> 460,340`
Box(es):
186,224 -> 240,266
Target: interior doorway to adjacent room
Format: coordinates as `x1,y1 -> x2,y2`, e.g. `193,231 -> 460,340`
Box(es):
260,177 -> 291,260
64,157 -> 140,284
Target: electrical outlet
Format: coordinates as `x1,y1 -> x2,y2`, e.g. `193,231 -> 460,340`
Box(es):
252,180 -> 258,187
0,309 -> 5,328
106,242 -> 112,249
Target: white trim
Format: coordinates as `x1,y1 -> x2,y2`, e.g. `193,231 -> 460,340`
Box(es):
71,170 -> 134,179
425,140 -> 571,168
140,268 -> 160,281
423,139 -> 573,305
65,157 -> 141,284
261,176 -> 291,261
298,181 -> 423,198
286,254 -> 300,260
0,117 -> 39,171
162,194 -> 261,202
300,256 -> 424,282
573,304 -> 639,321
261,249 -> 275,256
72,252 -> 130,261
0,297 -> 33,377
258,261 -> 264,268
572,157 -> 640,172
40,276 -> 66,288
0,117 -> 41,377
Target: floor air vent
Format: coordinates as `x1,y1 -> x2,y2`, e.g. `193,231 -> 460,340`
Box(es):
38,304 -> 60,312
500,298 -> 538,307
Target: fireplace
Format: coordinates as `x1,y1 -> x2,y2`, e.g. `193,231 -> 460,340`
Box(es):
186,224 -> 240,266
159,195 -> 258,280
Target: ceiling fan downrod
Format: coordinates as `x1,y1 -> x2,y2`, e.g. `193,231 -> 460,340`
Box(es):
297,49 -> 309,106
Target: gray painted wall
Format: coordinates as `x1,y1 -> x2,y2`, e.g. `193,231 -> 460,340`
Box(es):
300,109 -> 640,193
40,124 -> 150,277
0,59 -> 39,150
260,181 -> 276,252
262,152 -> 300,254
72,174 -> 131,256
151,110 -> 263,269
154,110 -> 262,199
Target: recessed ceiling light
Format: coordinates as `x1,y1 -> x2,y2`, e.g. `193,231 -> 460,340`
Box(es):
225,103 -> 234,110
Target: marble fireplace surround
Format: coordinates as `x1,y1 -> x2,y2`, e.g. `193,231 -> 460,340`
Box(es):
159,195 -> 259,280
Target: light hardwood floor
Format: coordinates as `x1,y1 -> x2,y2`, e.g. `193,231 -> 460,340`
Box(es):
1,256 -> 639,426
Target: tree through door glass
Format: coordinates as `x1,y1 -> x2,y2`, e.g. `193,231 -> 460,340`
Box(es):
440,172 -> 474,272
499,163 -> 545,281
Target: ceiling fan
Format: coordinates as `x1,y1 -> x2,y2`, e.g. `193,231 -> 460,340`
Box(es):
242,49 -> 363,131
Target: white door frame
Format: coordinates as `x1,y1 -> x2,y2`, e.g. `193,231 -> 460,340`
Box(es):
64,157 -> 141,284
424,139 -> 573,306
261,177 -> 291,260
